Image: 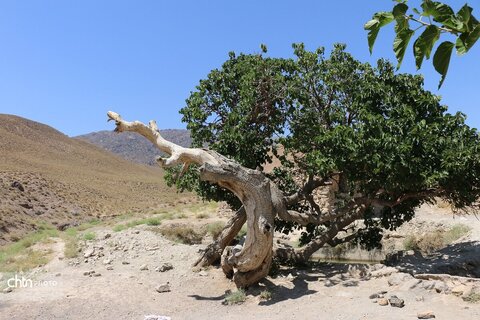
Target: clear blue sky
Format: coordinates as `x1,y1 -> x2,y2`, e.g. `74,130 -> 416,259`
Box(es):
0,0 -> 478,136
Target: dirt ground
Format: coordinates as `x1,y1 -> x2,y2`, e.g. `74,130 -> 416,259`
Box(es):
1,206 -> 480,320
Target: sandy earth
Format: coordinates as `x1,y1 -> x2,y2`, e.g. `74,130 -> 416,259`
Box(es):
1,207 -> 480,320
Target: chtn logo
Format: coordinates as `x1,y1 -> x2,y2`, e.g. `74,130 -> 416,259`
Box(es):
7,275 -> 33,288
6,275 -> 57,288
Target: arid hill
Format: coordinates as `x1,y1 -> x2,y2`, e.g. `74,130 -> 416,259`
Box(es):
76,129 -> 191,166
0,114 -> 190,244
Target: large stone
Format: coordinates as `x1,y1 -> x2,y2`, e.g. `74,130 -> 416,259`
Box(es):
417,311 -> 435,319
378,298 -> 389,306
155,283 -> 171,293
388,295 -> 405,308
83,248 -> 95,258
156,263 -> 173,272
388,272 -> 414,286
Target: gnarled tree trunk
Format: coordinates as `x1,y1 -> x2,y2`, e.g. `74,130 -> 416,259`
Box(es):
107,111 -> 282,288
107,111 -> 376,288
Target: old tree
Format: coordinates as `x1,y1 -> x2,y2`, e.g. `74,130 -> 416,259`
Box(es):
108,45 -> 480,288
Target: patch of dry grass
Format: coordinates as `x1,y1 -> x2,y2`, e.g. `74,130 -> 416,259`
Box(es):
403,224 -> 471,254
0,224 -> 58,272
205,221 -> 224,240
153,225 -> 206,245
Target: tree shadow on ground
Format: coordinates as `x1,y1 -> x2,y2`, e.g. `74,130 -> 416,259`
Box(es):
188,261 -> 384,305
386,241 -> 480,277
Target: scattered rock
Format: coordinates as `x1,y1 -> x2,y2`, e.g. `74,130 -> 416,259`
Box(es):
19,203 -> 33,209
103,233 -> 112,240
106,266 -> 114,271
122,261 -> 130,265
433,280 -> 449,293
144,315 -> 171,320
452,285 -> 467,296
421,280 -> 436,291
416,295 -> 425,302
417,311 -> 435,319
371,267 -> 398,278
55,273 -> 61,277
57,222 -> 72,231
388,272 -> 414,286
369,292 -> 386,299
3,287 -> 13,293
198,271 -> 208,277
83,270 -> 95,276
11,181 -> 25,191
378,298 -> 389,306
133,230 -> 140,234
155,283 -> 171,293
400,279 -> 422,290
388,295 -> 405,308
103,258 -> 113,265
156,263 -> 173,272
93,273 -> 102,277
83,248 -> 95,258
140,264 -> 149,271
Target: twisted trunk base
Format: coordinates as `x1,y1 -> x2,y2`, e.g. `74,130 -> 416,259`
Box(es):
193,207 -> 246,267
107,111 -> 277,288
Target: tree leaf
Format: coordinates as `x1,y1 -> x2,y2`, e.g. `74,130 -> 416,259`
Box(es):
457,24 -> 480,55
433,41 -> 454,88
413,25 -> 440,69
393,3 -> 408,18
421,0 -> 454,20
456,4 -> 472,29
367,27 -> 380,54
365,12 -> 394,54
394,28 -> 414,69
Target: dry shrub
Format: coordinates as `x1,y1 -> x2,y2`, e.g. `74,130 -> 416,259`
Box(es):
156,225 -> 205,244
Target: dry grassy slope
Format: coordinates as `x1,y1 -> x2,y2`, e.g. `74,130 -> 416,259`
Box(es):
0,114 -> 191,244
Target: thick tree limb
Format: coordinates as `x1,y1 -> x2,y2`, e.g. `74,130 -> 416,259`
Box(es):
107,111 -> 220,168
275,201 -> 368,262
193,207 -> 246,267
108,111 -> 275,288
283,174 -> 333,206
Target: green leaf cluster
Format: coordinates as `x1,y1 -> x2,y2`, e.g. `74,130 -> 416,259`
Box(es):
365,0 -> 480,88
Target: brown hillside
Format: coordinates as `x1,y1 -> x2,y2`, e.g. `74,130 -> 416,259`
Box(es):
0,114 -> 190,244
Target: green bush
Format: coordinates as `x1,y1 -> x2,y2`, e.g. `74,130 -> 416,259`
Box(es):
224,289 -> 246,305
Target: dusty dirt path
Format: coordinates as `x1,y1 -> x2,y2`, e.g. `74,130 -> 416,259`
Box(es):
1,208 -> 480,320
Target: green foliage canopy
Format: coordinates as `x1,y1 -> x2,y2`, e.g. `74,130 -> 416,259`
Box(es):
169,44 -> 480,248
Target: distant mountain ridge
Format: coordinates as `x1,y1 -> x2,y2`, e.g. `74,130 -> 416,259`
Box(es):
76,129 -> 191,166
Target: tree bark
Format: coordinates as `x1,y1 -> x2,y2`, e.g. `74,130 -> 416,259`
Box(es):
107,111 -> 277,288
193,207 -> 246,267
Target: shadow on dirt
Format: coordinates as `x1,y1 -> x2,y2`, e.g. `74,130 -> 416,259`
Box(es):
385,241 -> 480,277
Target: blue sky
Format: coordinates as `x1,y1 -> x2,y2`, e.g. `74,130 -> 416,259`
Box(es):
0,0 -> 478,136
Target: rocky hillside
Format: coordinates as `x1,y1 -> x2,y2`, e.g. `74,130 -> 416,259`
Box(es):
76,129 -> 191,166
0,114 -> 191,244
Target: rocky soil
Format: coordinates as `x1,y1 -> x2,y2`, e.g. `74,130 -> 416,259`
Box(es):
1,205 -> 480,320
